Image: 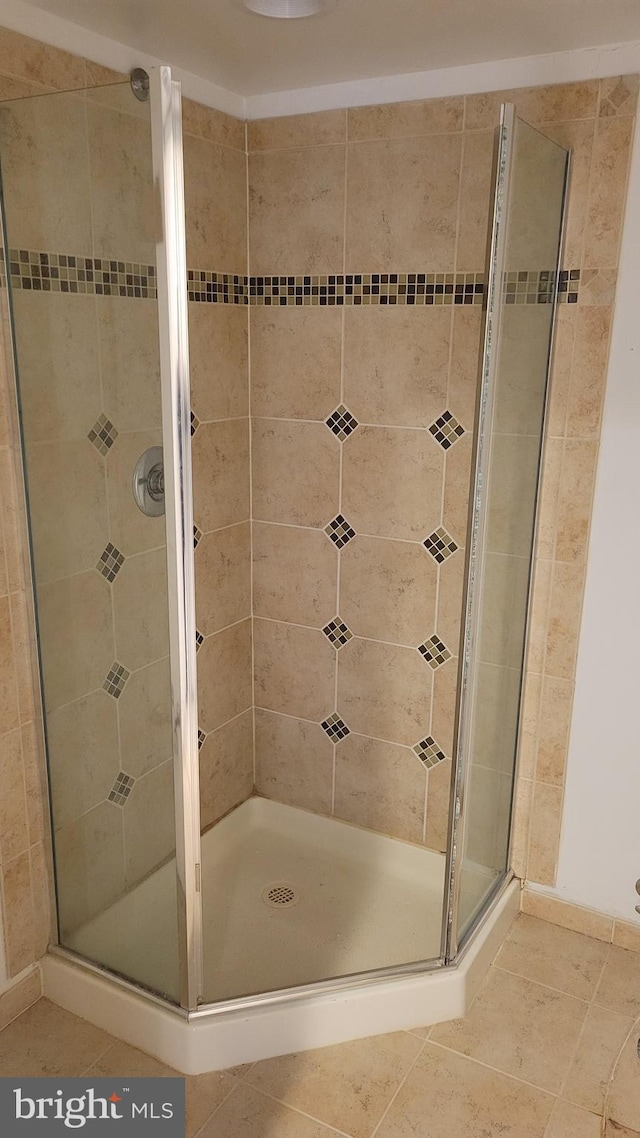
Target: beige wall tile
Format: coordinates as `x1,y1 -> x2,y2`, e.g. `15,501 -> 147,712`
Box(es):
189,304 -> 249,423
346,135 -> 461,272
479,551 -> 531,670
249,145 -> 345,275
436,550 -> 466,653
182,98 -> 245,150
196,522 -> 251,635
464,763 -> 512,871
563,1003 -> 633,1115
124,759 -> 175,887
456,130 -> 494,270
113,547 -> 170,671
565,306 -> 613,438
29,840 -> 51,960
184,134 -> 247,270
106,428 -> 165,556
343,306 -> 450,427
546,305 -> 576,438
98,297 -> 161,434
0,729 -> 29,864
494,306 -> 552,437
536,437 -> 562,560
0,447 -> 27,595
248,110 -> 346,151
472,663 -> 521,775
253,618 -> 335,722
342,425 -> 443,541
526,558 -> 552,676
0,74 -> 48,100
193,419 -> 250,533
252,522 -> 337,628
442,433 -> 473,544
340,534 -> 436,645
334,732 -> 426,843
583,115 -> 634,268
54,800 -> 125,933
464,81 -> 600,131
579,267 -> 618,306
21,721 -> 46,847
254,708 -> 333,815
26,439 -> 108,584
12,292 -> 101,443
612,920 -> 640,954
430,967 -> 587,1093
377,1043 -> 553,1138
118,657 -> 172,779
521,888 -> 614,941
198,618 -> 253,733
544,560 -> 586,680
541,119 -> 596,268
486,433 -> 541,558
527,781 -> 563,886
250,307 -> 341,421
201,736 -> 254,829
87,101 -> 155,264
448,306 -> 482,427
431,656 -> 459,756
0,970 -> 41,1033
424,757 -> 452,853
545,1100 -> 602,1138
518,670 -> 542,782
535,675 -> 574,786
0,27 -> 86,89
252,419 -> 340,528
348,97 -> 463,141
10,590 -> 38,727
599,74 -> 640,117
338,636 -> 431,746
510,776 -> 533,879
0,594 -> 19,736
36,572 -> 114,711
47,692 -> 120,829
247,1031 -> 422,1138
1,850 -> 35,975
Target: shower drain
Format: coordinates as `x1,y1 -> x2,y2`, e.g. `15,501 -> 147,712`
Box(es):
262,882 -> 299,909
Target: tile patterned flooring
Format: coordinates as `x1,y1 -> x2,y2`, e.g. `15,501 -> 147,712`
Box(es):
0,914 -> 638,1136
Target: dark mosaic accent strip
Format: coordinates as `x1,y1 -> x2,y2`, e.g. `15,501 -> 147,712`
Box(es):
321,713 -> 350,741
103,661 -> 130,699
418,635 -> 452,669
424,527 -> 459,564
324,514 -> 356,549
108,771 -> 135,806
0,251 -> 581,305
1,248 -> 158,298
322,617 -> 353,649
96,542 -> 124,583
413,735 -> 447,769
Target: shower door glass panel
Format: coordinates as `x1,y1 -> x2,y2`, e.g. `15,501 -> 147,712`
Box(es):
0,81 -> 181,1000
452,110 -> 568,944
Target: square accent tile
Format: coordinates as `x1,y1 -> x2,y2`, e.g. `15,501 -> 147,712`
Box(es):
419,635 -> 452,669
88,413 -> 118,455
324,514 -> 356,549
96,542 -> 124,583
108,771 -> 135,806
196,629 -> 204,651
429,409 -> 465,450
194,525 -> 202,549
321,713 -> 350,741
103,661 -> 130,699
322,617 -> 353,648
198,729 -> 206,750
191,410 -> 200,436
326,404 -> 359,441
424,526 -> 459,563
413,735 -> 447,768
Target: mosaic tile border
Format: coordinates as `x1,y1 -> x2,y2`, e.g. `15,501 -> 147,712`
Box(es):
0,249 -> 581,305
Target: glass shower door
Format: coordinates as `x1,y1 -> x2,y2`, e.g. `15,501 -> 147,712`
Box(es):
446,106 -> 569,952
0,69 -> 201,1005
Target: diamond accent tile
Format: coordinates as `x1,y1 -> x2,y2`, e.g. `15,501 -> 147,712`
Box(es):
429,409 -> 465,450
418,635 -> 452,669
103,661 -> 130,699
198,729 -> 206,750
196,629 -> 204,651
96,542 -> 124,583
324,514 -> 356,549
194,525 -> 202,549
108,771 -> 135,806
413,735 -> 447,769
424,526 -> 459,564
326,404 -> 359,441
191,410 -> 200,436
322,617 -> 353,649
321,713 -> 350,741
88,413 -> 118,455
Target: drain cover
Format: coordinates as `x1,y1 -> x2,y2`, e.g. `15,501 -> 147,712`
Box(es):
262,882 -> 299,908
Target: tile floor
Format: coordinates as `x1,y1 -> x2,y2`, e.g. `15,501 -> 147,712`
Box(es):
0,914 -> 638,1137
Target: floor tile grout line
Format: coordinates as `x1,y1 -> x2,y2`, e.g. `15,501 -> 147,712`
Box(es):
555,953 -> 617,1103
426,1036 -> 561,1100
493,961 -> 604,1006
222,1080 -> 355,1137
368,1037 -> 430,1138
192,1071 -> 244,1138
78,1036 -> 119,1077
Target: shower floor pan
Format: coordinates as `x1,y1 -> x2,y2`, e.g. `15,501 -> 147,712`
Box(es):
43,797 -> 519,1073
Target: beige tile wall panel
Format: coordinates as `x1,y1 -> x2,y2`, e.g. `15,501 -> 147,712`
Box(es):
340,535 -> 437,646
98,298 -> 162,433
195,522 -> 252,636
254,709 -> 333,815
342,425 -> 444,542
87,101 -> 155,264
123,759 -> 175,887
199,709 -> 254,831
26,440 -> 107,585
338,637 -> 432,746
36,572 -> 113,711
54,801 -> 125,932
46,692 -> 120,829
252,419 -> 340,528
248,108 -> 346,152
0,728 -> 29,864
197,618 -> 253,734
253,618 -> 336,723
113,547 -> 170,671
192,419 -> 250,533
182,97 -> 246,151
188,304 -> 248,423
117,657 -> 172,779
249,306 -> 341,421
252,522 -> 337,628
347,96 -> 463,141
425,758 -> 453,853
106,429 -> 165,555
334,733 -> 427,844
184,134 -> 247,270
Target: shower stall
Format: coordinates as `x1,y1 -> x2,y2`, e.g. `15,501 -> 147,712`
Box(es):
0,67 -> 568,1068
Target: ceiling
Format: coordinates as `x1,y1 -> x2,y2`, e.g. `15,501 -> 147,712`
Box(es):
18,0 -> 640,96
